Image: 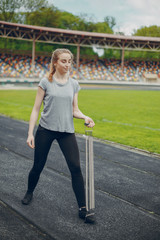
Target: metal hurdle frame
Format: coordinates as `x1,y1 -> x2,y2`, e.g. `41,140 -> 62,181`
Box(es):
84,125 -> 95,217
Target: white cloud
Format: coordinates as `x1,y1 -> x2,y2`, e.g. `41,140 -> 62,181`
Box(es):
127,0 -> 160,11
51,0 -> 160,35
127,0 -> 148,9
113,0 -> 160,34
115,22 -> 138,35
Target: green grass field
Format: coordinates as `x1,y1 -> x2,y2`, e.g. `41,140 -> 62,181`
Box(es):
0,89 -> 160,154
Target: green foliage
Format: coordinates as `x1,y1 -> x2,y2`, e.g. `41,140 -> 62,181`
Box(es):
80,47 -> 95,56
24,7 -> 114,34
0,38 -> 33,51
0,0 -> 23,21
0,0 -> 114,34
102,49 -> 121,59
0,0 -> 48,22
124,50 -> 160,60
23,0 -> 47,12
104,16 -> 116,30
25,6 -> 61,27
89,21 -> 113,34
134,25 -> 160,37
0,0 -> 114,56
58,11 -> 80,30
1,0 -> 160,60
0,89 -> 159,154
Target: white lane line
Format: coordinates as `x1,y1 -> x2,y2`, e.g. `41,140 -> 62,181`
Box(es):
99,119 -> 160,131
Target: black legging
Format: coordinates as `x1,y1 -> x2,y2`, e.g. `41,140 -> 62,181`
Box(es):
27,125 -> 85,208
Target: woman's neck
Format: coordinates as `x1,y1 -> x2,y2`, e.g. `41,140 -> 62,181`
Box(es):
53,72 -> 68,83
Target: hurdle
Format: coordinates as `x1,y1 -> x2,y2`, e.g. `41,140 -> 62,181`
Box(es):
84,124 -> 95,223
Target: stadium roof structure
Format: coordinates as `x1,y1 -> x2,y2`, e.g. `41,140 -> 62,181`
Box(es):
1,20 -> 160,71
1,21 -> 160,52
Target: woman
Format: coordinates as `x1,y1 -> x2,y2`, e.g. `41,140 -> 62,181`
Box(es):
21,48 -> 95,223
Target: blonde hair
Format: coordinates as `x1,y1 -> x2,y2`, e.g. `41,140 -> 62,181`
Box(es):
48,48 -> 74,82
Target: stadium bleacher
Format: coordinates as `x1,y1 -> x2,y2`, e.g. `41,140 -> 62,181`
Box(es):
0,53 -> 160,83
0,53 -> 50,79
78,59 -> 113,81
103,59 -> 139,82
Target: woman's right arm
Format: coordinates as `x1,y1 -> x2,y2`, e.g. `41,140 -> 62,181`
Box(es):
27,87 -> 45,149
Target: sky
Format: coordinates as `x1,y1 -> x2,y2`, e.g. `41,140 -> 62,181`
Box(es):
51,0 -> 160,36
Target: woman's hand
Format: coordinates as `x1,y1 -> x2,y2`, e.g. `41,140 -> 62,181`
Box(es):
84,116 -> 95,128
26,135 -> 35,149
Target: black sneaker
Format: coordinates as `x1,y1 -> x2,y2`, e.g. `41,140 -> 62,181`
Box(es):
21,192 -> 33,205
85,210 -> 95,224
79,207 -> 87,219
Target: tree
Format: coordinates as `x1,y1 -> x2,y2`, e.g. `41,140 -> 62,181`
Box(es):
0,0 -> 49,22
23,0 -> 48,12
133,25 -> 160,37
104,16 -> 116,30
22,0 -> 50,25
115,31 -> 125,35
25,6 -> 61,27
58,11 -> 80,30
0,0 -> 23,22
92,22 -> 113,34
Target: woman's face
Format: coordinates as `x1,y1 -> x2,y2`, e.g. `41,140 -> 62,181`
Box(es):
55,53 -> 72,74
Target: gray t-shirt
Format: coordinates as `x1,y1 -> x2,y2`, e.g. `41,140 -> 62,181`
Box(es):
38,77 -> 81,133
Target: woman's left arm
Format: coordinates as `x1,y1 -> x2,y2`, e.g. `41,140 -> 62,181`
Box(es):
73,93 -> 95,128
